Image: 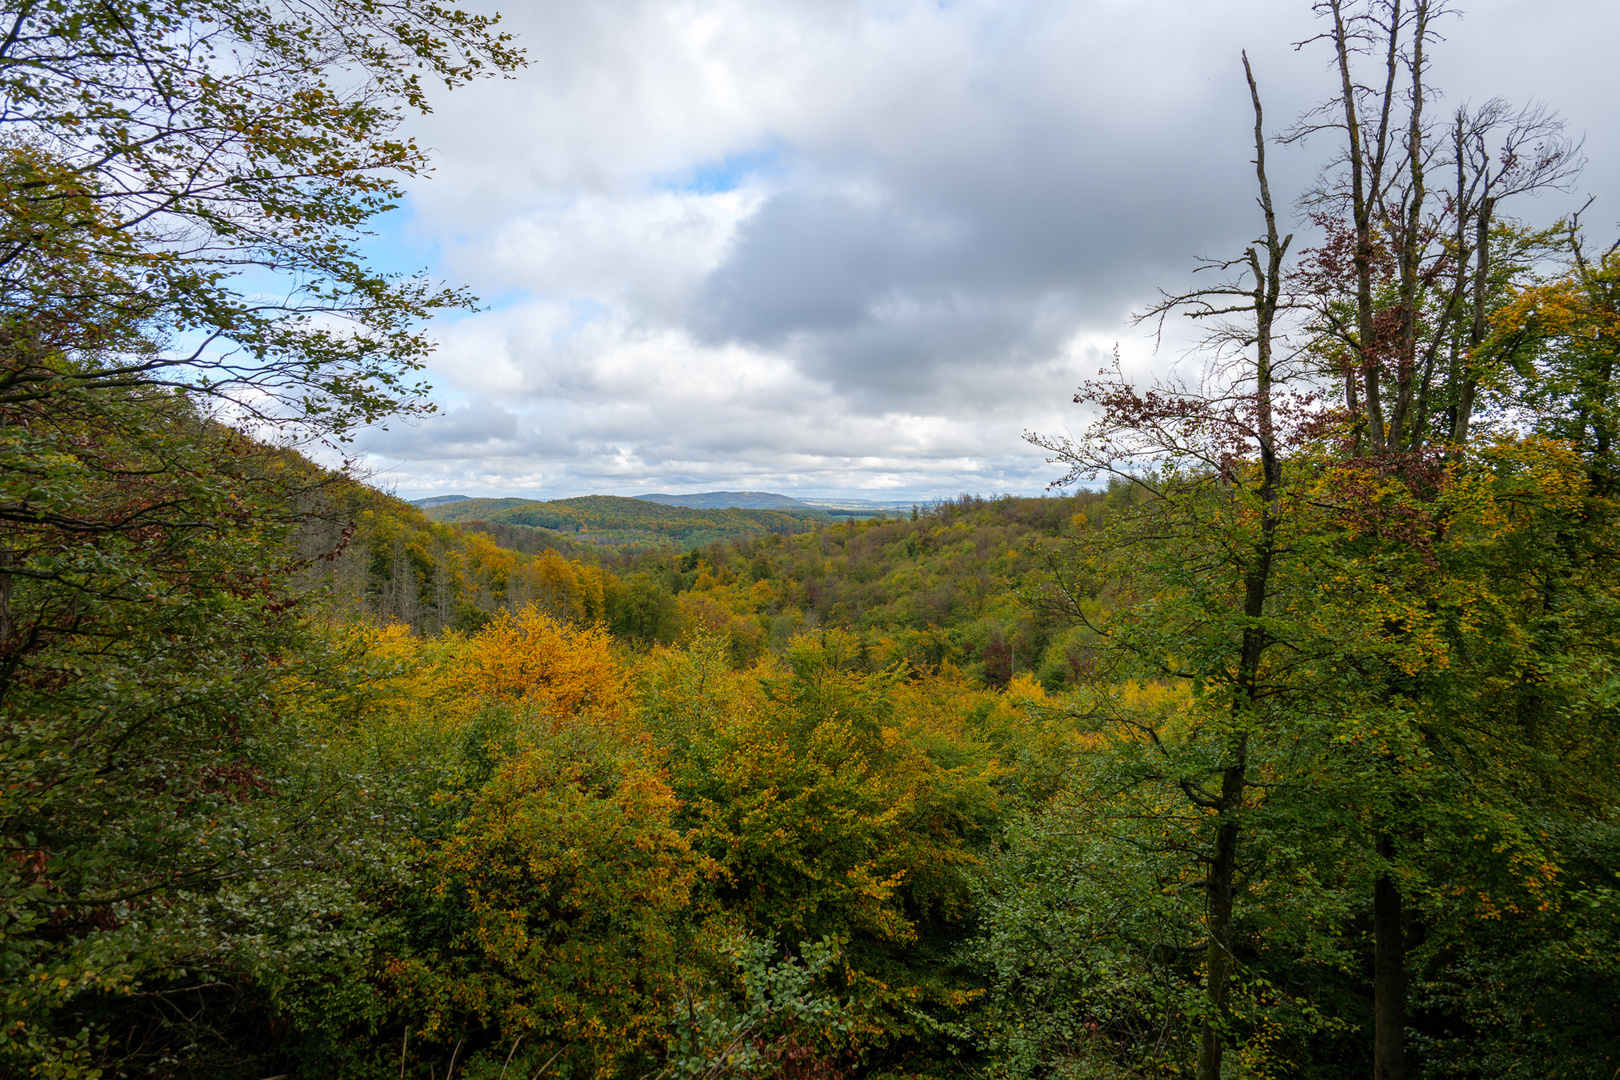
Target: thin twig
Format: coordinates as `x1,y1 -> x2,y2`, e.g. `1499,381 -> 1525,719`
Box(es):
528,1044 -> 567,1080
499,1036 -> 524,1080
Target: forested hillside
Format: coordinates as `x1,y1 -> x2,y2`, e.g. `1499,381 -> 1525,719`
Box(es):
3,2 -> 1617,1080
586,492 -> 1113,683
307,482 -> 1114,687
421,494 -> 828,550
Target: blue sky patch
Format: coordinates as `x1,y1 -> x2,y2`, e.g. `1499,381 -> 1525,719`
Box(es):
656,142 -> 786,195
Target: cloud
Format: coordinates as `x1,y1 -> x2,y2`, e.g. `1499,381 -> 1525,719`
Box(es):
447,187 -> 764,321
365,399 -> 523,459
360,298 -> 1114,497
357,0 -> 1620,499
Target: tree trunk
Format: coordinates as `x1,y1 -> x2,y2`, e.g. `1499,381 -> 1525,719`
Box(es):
1193,60 -> 1289,1080
1374,832 -> 1406,1080
0,543 -> 11,651
1199,740 -> 1248,1080
1328,0 -> 1403,452
1388,0 -> 1432,449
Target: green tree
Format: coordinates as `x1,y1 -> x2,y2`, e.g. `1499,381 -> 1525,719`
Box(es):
1028,51 -> 1305,1080
638,633 -> 1003,1068
391,719 -> 704,1080
0,0 -> 521,436
0,1 -> 521,1074
1021,7 -> 1613,1077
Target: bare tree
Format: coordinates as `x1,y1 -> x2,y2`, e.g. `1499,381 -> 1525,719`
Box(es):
1290,0 -> 1581,463
1029,52 -> 1295,1080
1034,5 -> 1586,1077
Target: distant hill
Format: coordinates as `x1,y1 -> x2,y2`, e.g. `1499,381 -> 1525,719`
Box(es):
635,491 -> 815,510
797,497 -> 917,517
418,494 -> 827,551
410,494 -> 473,508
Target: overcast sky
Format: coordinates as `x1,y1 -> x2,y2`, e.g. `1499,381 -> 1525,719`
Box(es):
353,0 -> 1620,502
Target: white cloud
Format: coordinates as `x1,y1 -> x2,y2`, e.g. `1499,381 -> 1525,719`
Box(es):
358,0 -> 1620,500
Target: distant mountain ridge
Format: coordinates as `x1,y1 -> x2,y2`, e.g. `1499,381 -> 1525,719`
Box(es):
412,491 -> 922,514
634,490 -> 813,510
797,496 -> 919,514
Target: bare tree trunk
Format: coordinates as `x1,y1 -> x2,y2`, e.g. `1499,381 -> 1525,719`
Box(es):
1451,190 -> 1495,445
391,536 -> 419,630
1327,0 -> 1404,452
433,545 -> 453,633
1195,57 -> 1291,1080
1388,0 -> 1432,449
0,543 -> 12,651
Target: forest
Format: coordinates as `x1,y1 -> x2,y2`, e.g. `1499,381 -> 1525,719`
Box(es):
0,1 -> 1615,1079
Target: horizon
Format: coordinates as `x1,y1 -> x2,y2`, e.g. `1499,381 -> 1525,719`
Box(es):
390,485 -> 1094,506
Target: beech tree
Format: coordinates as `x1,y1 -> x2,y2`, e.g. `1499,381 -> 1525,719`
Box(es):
0,0 -> 522,434
0,1 -> 521,1073
1026,3 -> 1603,1078
1293,0 -> 1580,457
1288,5 -> 1580,1076
1028,51 -> 1307,1080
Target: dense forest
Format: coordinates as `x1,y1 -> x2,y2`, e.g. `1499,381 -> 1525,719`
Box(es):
328,486 -> 1111,684
2,1 -> 1616,1080
417,496 -> 834,552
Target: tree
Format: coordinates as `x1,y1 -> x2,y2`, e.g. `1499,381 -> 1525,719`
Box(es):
1286,6 -> 1580,1074
1025,5 -> 1605,1077
399,719 -> 704,1080
1489,220 -> 1619,493
0,0 -> 521,438
1028,51 -> 1301,1080
0,2 -> 521,1074
1291,0 -> 1580,457
637,632 -> 1004,1068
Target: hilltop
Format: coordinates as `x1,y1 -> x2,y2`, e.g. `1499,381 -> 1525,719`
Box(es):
416,493 -> 828,552
634,490 -> 814,510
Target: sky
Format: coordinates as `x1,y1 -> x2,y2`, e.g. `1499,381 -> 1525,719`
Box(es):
351,0 -> 1620,502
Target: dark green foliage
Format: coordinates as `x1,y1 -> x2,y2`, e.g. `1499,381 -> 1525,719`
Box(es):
609,572 -> 682,644
421,494 -> 830,550
0,0 -> 520,1073
0,388 -> 386,1076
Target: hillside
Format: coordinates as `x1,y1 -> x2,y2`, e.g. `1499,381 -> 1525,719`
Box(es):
512,490 -> 1121,684
354,483 -> 1123,688
418,493 -> 828,551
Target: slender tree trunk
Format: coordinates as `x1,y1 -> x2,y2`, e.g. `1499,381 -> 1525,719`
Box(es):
1195,59 -> 1291,1080
1389,0 -> 1431,449
434,546 -> 453,633
1199,736 -> 1249,1080
1374,832 -> 1406,1080
0,543 -> 11,650
392,536 -> 419,630
1328,0 -> 1407,451
1452,193 -> 1494,445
